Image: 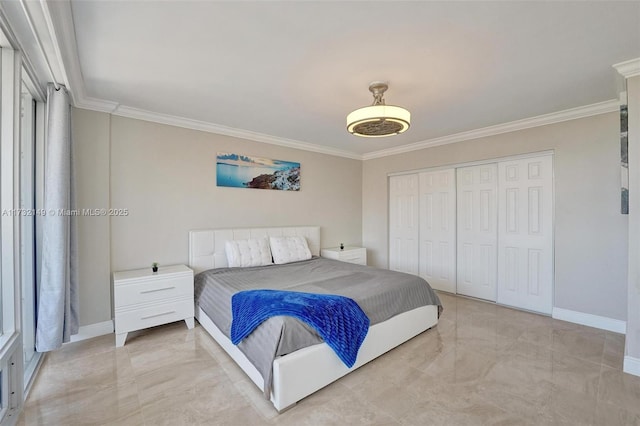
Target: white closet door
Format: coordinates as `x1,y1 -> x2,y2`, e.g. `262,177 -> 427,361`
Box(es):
419,169 -> 456,292
456,164 -> 498,301
389,174 -> 419,275
497,155 -> 553,314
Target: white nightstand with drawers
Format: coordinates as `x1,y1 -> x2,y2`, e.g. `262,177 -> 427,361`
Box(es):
321,247 -> 367,265
113,264 -> 194,347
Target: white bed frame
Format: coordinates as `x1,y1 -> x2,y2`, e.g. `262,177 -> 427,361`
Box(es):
189,226 -> 439,412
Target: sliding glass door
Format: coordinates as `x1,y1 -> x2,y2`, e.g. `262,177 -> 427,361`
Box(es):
20,80 -> 42,390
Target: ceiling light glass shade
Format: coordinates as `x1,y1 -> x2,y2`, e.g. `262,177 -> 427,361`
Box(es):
347,104 -> 411,137
346,82 -> 410,137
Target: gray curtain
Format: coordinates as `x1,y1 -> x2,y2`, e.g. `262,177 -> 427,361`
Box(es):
35,84 -> 79,352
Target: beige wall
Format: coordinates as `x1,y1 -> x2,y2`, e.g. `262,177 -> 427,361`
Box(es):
73,108 -> 112,326
73,110 -> 363,326
363,113 -> 628,321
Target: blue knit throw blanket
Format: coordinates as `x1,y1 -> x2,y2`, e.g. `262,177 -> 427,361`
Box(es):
230,289 -> 370,368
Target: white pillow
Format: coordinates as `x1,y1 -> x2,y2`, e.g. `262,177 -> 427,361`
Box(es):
269,236 -> 312,265
225,238 -> 273,268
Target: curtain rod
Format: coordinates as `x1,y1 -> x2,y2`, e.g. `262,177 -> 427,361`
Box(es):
18,0 -> 60,91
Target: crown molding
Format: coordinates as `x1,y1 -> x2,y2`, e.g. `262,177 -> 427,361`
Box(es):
76,95 -> 620,163
613,58 -> 640,79
75,96 -> 119,113
41,0 -> 91,109
113,105 -> 362,160
362,99 -> 620,160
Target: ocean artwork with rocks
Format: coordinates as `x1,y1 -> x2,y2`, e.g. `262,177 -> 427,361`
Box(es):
216,153 -> 300,191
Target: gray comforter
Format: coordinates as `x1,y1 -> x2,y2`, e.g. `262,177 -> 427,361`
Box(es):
194,257 -> 441,395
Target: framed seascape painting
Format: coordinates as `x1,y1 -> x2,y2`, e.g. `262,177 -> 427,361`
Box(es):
216,153 -> 300,191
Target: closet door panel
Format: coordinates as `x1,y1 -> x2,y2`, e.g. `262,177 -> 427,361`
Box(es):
497,156 -> 553,314
389,174 -> 419,275
419,169 -> 456,293
456,164 -> 498,301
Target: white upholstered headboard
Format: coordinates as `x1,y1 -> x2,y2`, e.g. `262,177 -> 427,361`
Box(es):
188,226 -> 321,274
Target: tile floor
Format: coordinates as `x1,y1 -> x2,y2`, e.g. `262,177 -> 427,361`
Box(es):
17,292 -> 640,425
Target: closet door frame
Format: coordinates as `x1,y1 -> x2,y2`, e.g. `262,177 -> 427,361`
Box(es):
387,151 -> 555,179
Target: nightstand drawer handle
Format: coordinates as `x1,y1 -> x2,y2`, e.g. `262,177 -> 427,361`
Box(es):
141,311 -> 176,320
140,286 -> 175,294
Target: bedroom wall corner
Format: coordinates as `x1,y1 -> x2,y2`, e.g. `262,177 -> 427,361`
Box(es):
72,107 -> 112,327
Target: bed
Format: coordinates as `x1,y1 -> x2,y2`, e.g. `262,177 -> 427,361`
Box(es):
189,226 -> 441,412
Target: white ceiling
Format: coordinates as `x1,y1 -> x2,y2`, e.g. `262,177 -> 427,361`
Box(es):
64,1 -> 639,156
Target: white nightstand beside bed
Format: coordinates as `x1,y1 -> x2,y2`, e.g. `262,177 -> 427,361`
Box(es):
321,246 -> 366,265
189,226 -> 439,412
113,264 -> 194,347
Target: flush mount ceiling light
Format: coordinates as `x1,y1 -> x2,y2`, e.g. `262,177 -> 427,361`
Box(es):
346,82 -> 410,137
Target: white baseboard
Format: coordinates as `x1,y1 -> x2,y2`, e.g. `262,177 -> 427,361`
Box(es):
624,356 -> 640,377
69,320 -> 114,343
552,307 -> 626,334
